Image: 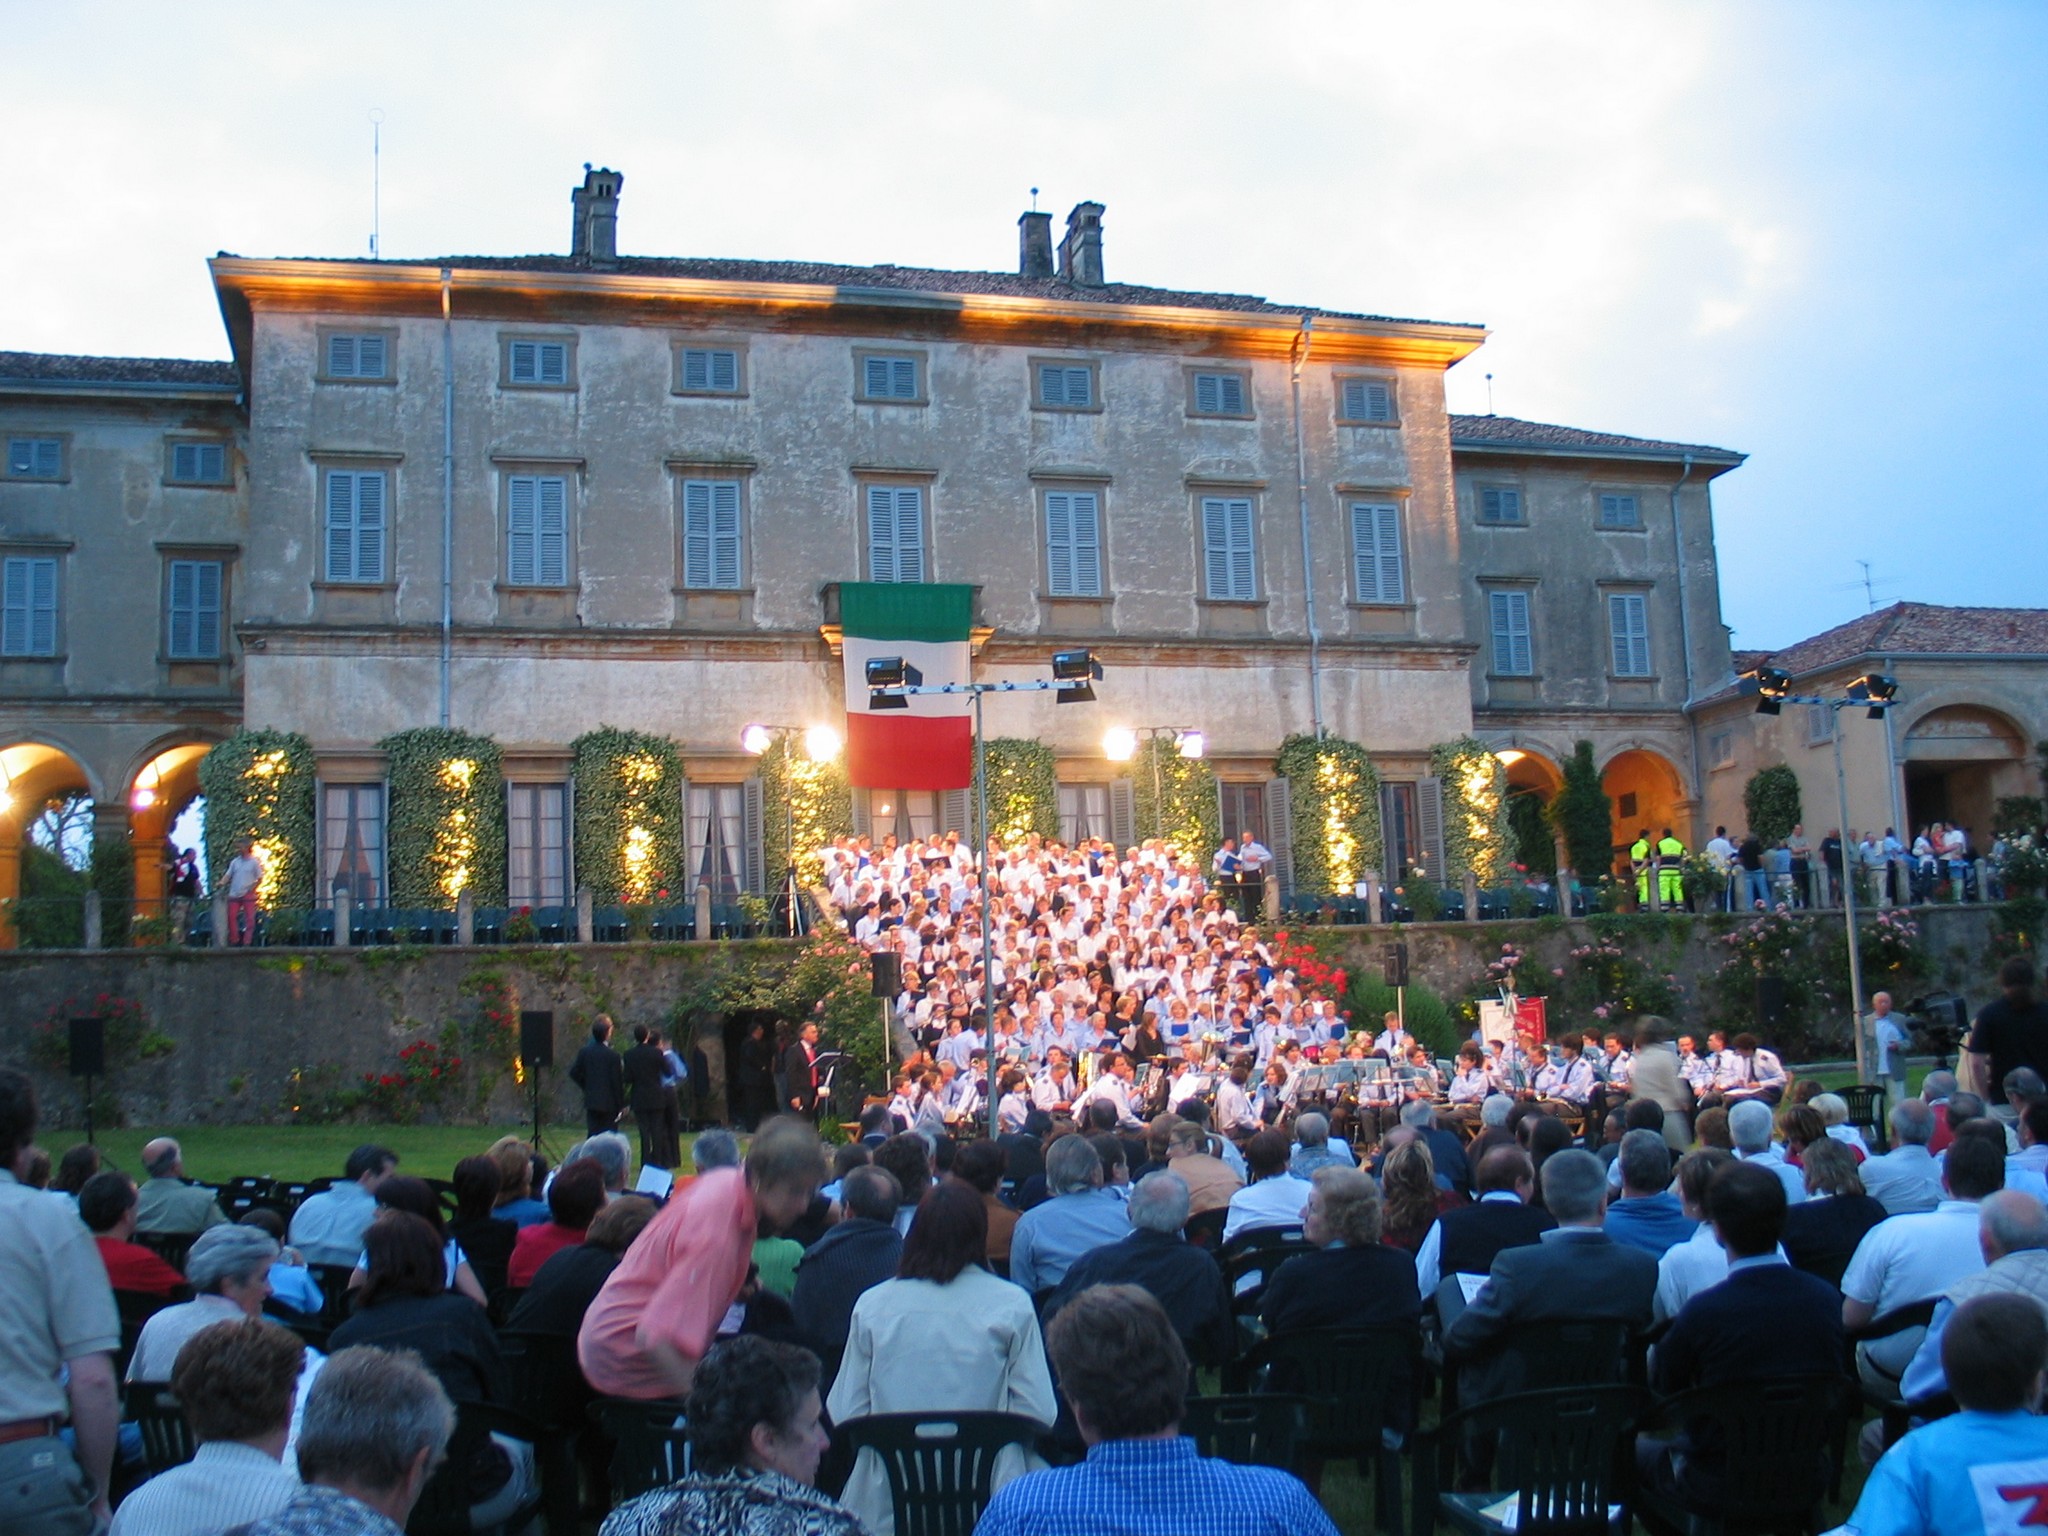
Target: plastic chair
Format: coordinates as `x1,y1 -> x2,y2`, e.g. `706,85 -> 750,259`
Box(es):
1411,1383 -> 1645,1536
134,1230 -> 198,1273
1184,1208 -> 1229,1251
127,1382 -> 198,1474
1442,1318 -> 1632,1418
1837,1085 -> 1889,1152
1219,1232 -> 1317,1315
591,1397 -> 692,1505
309,1264 -> 358,1331
1181,1393 -> 1312,1473
837,1411 -> 1045,1536
1630,1373 -> 1852,1536
499,1330 -> 588,1534
405,1400 -> 543,1536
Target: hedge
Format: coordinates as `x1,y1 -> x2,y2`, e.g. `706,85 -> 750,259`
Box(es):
197,729 -> 317,911
571,727 -> 684,902
1273,733 -> 1382,896
381,728 -> 507,906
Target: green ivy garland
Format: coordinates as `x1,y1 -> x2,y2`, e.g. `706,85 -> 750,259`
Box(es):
1273,733 -> 1383,896
1131,736 -> 1220,863
1430,736 -> 1512,885
197,729 -> 317,911
982,738 -> 1060,846
760,736 -> 852,887
571,727 -> 684,902
381,728 -> 507,906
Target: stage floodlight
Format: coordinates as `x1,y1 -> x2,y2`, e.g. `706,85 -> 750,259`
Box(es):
1177,730 -> 1205,760
864,657 -> 921,690
868,689 -> 910,711
740,723 -> 774,755
1051,649 -> 1102,682
1056,680 -> 1097,704
1103,727 -> 1137,762
805,724 -> 843,761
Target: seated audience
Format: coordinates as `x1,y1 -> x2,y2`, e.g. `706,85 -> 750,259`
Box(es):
286,1144 -> 396,1267
447,1154 -> 517,1301
1442,1149 -> 1657,1403
563,1130 -> 633,1201
50,1141 -> 102,1207
1009,1133 -> 1132,1294
107,1318 -> 303,1536
330,1210 -> 505,1405
581,1117 -> 824,1400
1260,1166 -> 1422,1339
134,1138 -> 227,1236
1602,1130 -> 1696,1258
1812,1091 -> 1872,1158
80,1169 -> 186,1297
237,1207 -> 324,1318
1379,1136 -> 1460,1252
1901,1190 -> 2048,1407
952,1138 -> 1020,1268
487,1135 -> 550,1226
1859,1099 -> 1946,1215
597,1335 -> 862,1536
1781,1138 -> 1889,1288
1847,1294 -> 2048,1536
872,1133 -> 933,1235
1728,1100 -> 1807,1204
129,1225 -> 285,1383
1692,1106 -> 1733,1151
234,1345 -> 455,1536
1162,1117 -> 1242,1217
1415,1145 -> 1553,1296
1399,1099 -> 1472,1196
505,1193 -> 658,1336
347,1174 -> 487,1304
510,1160 -> 609,1289
1046,1170 -> 1234,1368
1287,1112 -> 1354,1178
829,1179 -> 1057,1536
1222,1128 -> 1310,1242
975,1284 -> 1338,1536
789,1164 -> 903,1368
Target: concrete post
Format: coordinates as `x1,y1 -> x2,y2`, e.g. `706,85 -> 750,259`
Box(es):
1462,870 -> 1479,922
334,887 -> 353,948
211,891 -> 229,948
576,886 -> 595,944
695,882 -> 713,940
1557,868 -> 1574,917
1890,857 -> 1913,907
456,889 -> 474,946
82,888 -> 102,950
1365,873 -> 1383,926
1975,859 -> 1991,904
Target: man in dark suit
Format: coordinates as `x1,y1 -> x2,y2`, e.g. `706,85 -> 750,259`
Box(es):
1441,1148 -> 1658,1405
1644,1160 -> 1847,1510
621,1023 -> 671,1170
1047,1170 -> 1234,1369
567,1016 -> 625,1138
790,1165 -> 903,1381
1417,1145 -> 1554,1297
784,1020 -> 823,1120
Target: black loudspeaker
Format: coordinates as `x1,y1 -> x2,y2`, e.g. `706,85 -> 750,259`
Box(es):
871,952 -> 902,998
1383,944 -> 1410,989
68,1017 -> 105,1078
520,1011 -> 555,1068
1755,976 -> 1788,1027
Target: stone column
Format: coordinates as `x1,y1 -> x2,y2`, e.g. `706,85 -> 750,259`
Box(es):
695,882 -> 713,940
456,889 -> 474,946
576,887 -> 595,944
1462,870 -> 1479,922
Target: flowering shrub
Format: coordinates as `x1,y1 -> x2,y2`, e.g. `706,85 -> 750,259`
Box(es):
358,1039 -> 464,1123
1710,904 -> 1844,1055
1555,936 -> 1682,1027
1269,930 -> 1350,1007
1860,907 -> 1927,984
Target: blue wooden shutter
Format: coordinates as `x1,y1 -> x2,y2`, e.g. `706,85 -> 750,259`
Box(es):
327,335 -> 358,377
1489,590 -> 1531,675
1600,494 -> 1638,528
507,476 -> 538,585
1195,373 -> 1221,414
1350,501 -> 1404,604
1042,365 -> 1091,406
1067,491 -> 1101,596
1204,496 -> 1255,600
538,343 -> 568,385
863,356 -> 891,398
509,341 -> 538,383
2,557 -> 58,656
168,559 -> 221,658
536,477 -> 568,586
710,481 -> 741,588
1609,593 -> 1650,675
1481,487 -> 1521,523
1343,378 -> 1395,422
1045,492 -> 1074,595
893,488 -> 924,580
682,349 -> 711,391
357,334 -> 387,378
325,471 -> 358,582
682,481 -> 713,587
354,472 -> 385,583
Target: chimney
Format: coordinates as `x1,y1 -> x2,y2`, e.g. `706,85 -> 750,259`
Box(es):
1056,201 -> 1105,287
570,165 -> 624,267
1018,211 -> 1055,279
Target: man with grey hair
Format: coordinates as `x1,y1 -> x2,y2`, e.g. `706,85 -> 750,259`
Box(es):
790,1165 -> 902,1365
235,1346 -> 455,1536
1044,1171 -> 1233,1366
1442,1149 -> 1658,1405
1602,1129 -> 1695,1258
128,1225 -> 281,1383
1287,1112 -> 1355,1178
1859,1098 -> 1946,1215
1728,1099 -> 1807,1205
563,1131 -> 631,1199
1009,1133 -> 1132,1294
691,1128 -> 742,1173
134,1136 -> 226,1236
1900,1189 -> 2048,1406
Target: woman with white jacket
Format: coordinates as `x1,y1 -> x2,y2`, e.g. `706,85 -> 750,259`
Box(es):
826,1177 -> 1057,1536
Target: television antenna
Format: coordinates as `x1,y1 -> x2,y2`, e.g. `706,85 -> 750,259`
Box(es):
369,109 -> 385,258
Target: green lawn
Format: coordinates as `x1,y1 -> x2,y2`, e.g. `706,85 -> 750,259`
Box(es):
71,1123 -> 658,1185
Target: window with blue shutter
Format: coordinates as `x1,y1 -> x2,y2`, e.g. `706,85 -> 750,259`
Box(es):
1478,487 -> 1523,524
325,333 -> 388,380
167,559 -> 223,659
6,438 -> 62,479
323,469 -> 387,584
866,486 -> 926,582
506,475 -> 569,587
679,347 -> 741,394
1598,494 -> 1640,529
1044,490 -> 1102,597
860,354 -> 921,401
507,340 -> 570,386
1,556 -> 58,656
170,442 -> 227,484
1607,592 -> 1651,676
1349,501 -> 1405,605
1192,371 -> 1248,416
1036,364 -> 1094,408
1201,496 -> 1257,601
1488,589 -> 1533,675
1339,378 -> 1397,423
682,480 -> 744,589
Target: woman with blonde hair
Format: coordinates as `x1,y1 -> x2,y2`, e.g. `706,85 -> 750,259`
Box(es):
1379,1136 -> 1457,1253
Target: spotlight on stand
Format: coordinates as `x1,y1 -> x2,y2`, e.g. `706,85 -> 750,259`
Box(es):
1052,649 -> 1102,704
1176,730 -> 1205,760
1102,727 -> 1137,763
1744,666 -> 1792,716
865,656 -> 921,710
1849,673 -> 1899,720
739,723 -> 774,755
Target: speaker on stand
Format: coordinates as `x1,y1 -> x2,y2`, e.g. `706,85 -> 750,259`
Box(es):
520,1011 -> 555,1152
69,1018 -> 105,1145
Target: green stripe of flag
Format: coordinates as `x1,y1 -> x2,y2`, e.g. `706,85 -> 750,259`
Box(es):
840,582 -> 974,643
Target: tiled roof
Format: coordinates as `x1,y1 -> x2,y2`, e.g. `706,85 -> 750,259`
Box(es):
0,350 -> 239,388
232,252 -> 1476,328
1450,413 -> 1743,463
1759,603 -> 2048,677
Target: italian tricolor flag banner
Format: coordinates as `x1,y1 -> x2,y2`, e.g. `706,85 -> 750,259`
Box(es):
841,583 -> 975,790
